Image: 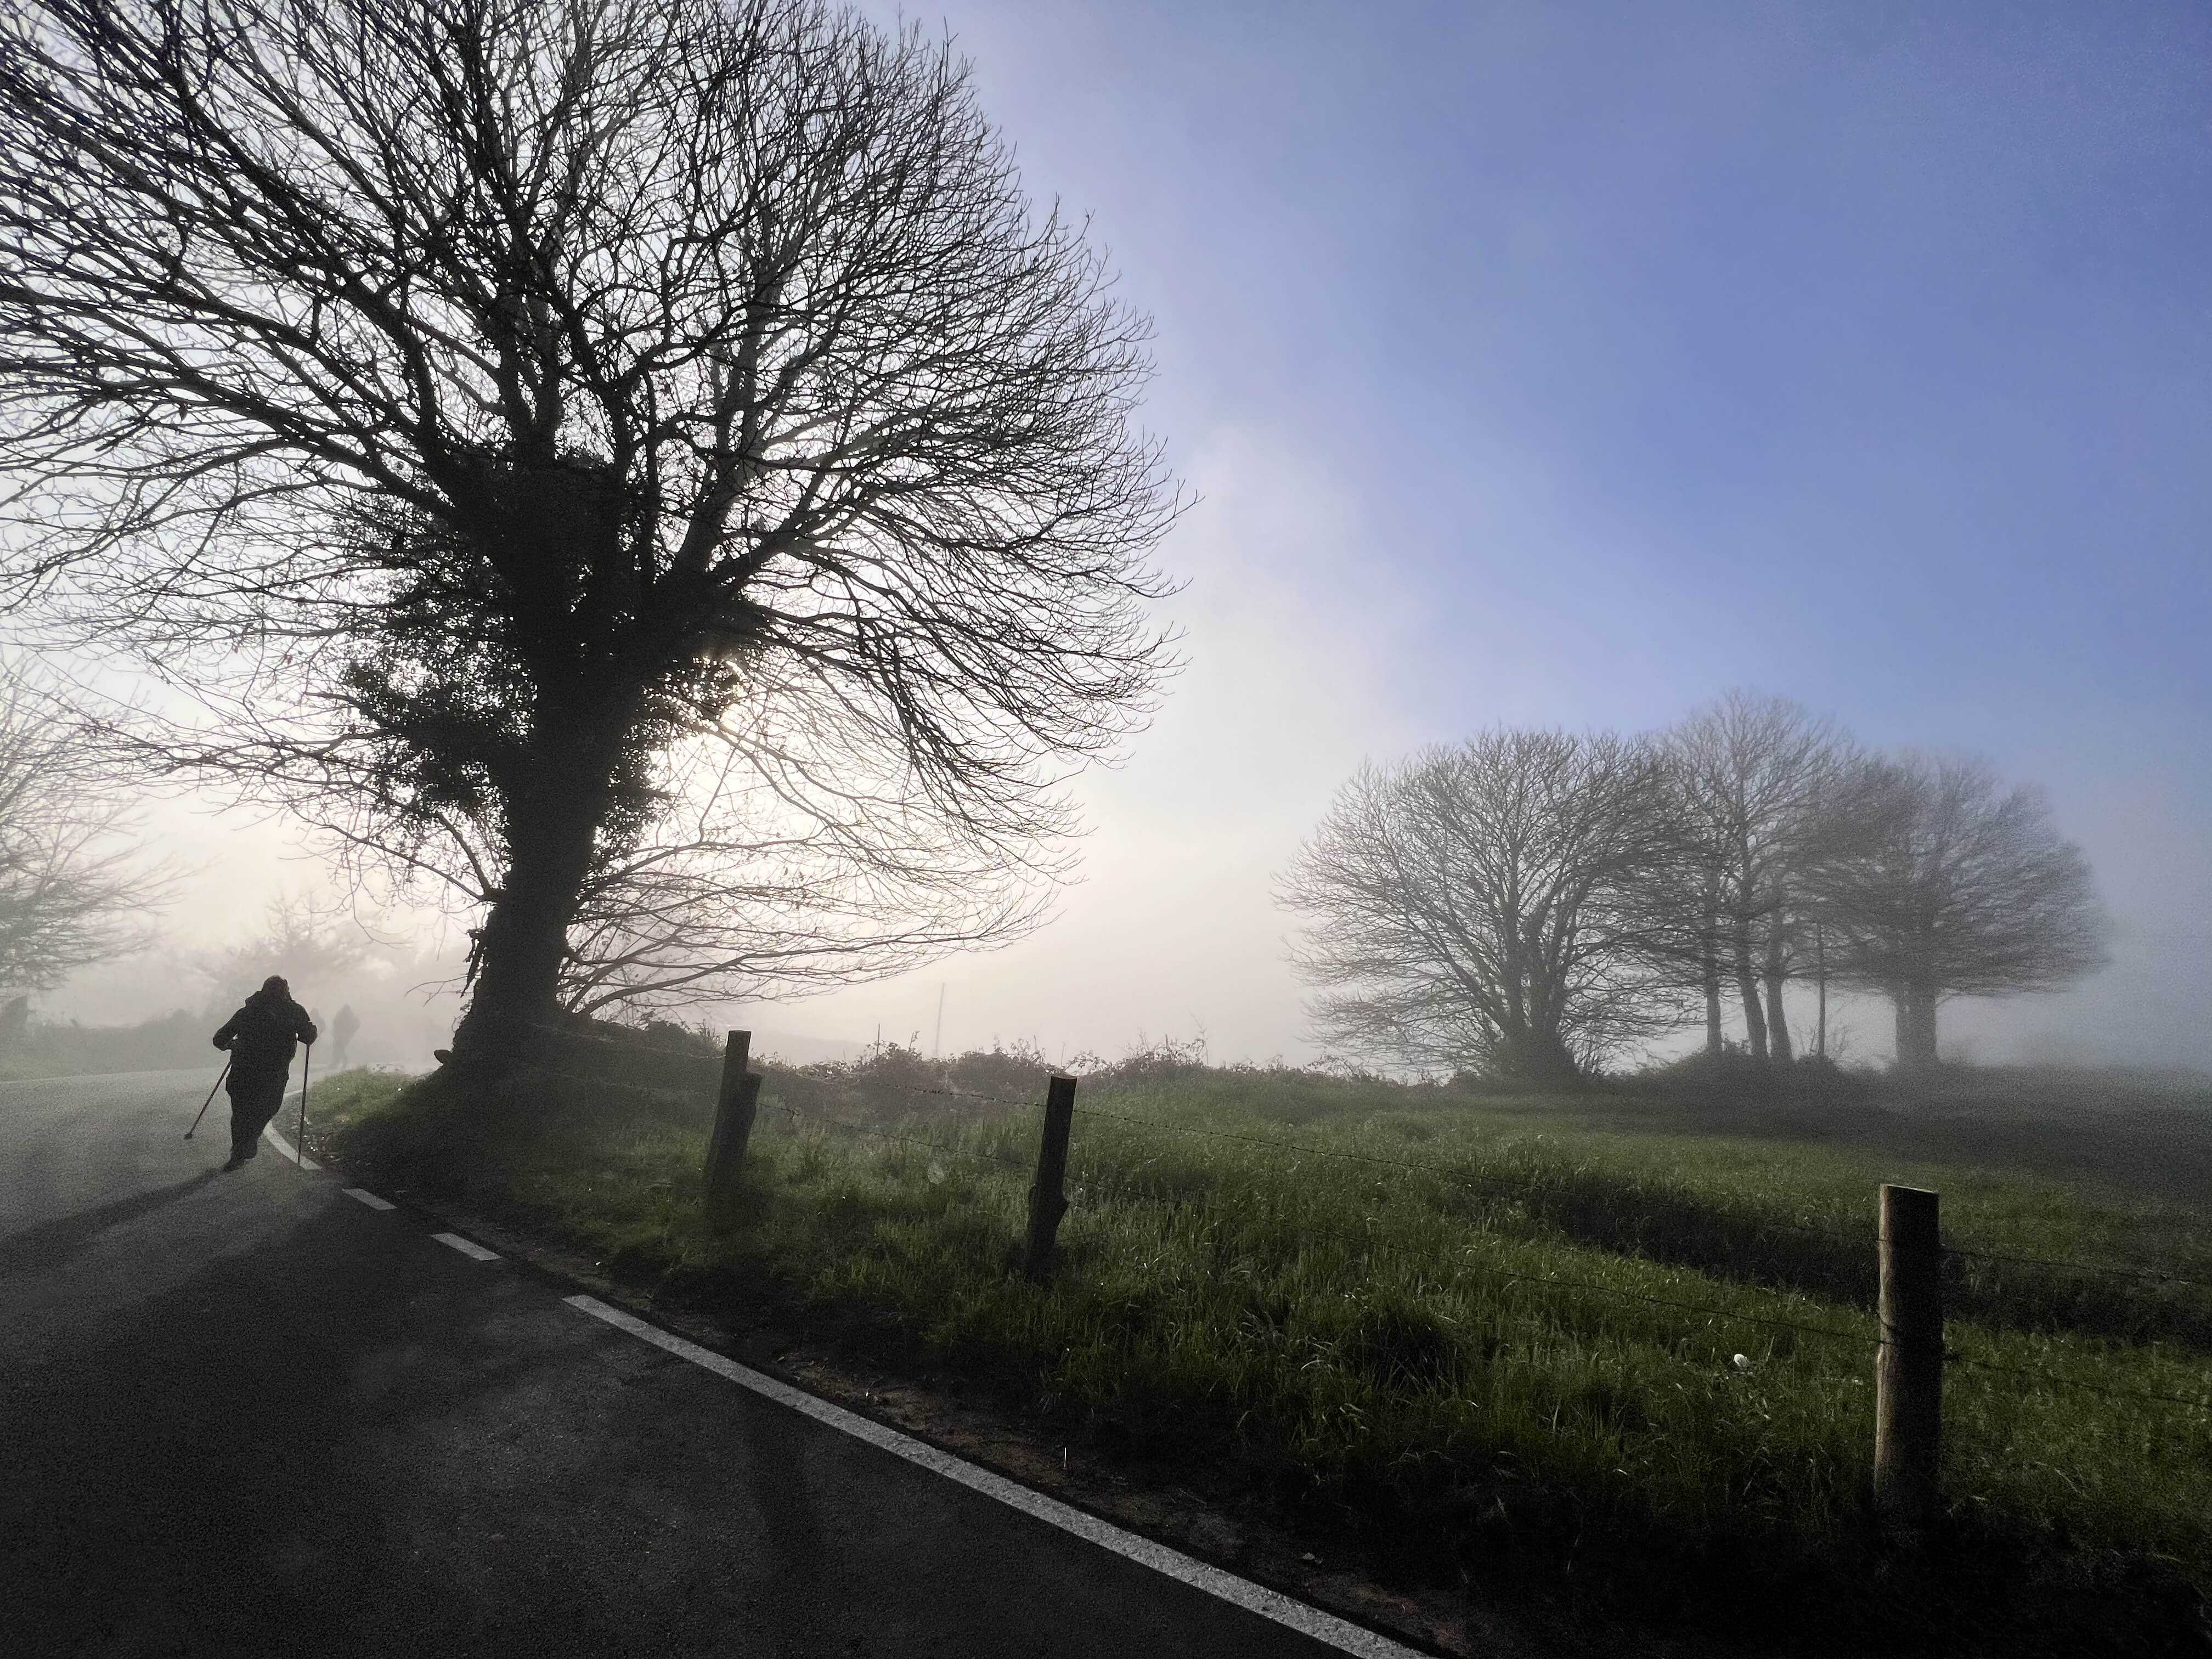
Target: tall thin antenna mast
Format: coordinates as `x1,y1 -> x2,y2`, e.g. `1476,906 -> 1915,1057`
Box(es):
934,984 -> 946,1060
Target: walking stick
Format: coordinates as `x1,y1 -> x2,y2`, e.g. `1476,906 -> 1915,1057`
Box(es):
185,1059 -> 232,1140
296,1039 -> 312,1167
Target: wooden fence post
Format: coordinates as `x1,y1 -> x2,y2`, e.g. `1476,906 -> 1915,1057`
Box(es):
1024,1074 -> 1077,1280
1875,1182 -> 1943,1528
703,1031 -> 758,1227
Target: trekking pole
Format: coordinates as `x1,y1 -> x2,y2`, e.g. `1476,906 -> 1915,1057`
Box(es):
185,1059 -> 232,1140
296,1039 -> 312,1167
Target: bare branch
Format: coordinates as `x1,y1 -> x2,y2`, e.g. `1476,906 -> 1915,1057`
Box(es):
1278,730 -> 1688,1086
0,0 -> 1181,1049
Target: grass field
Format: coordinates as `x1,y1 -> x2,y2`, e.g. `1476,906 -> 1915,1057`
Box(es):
305,1059 -> 2212,1654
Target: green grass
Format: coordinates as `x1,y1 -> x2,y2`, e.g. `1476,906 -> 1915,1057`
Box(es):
307,1063 -> 2212,1651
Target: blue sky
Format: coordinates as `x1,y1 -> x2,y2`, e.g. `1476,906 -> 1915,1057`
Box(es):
954,0 -> 2211,727
66,3 -> 2212,1069
760,0 -> 2212,1067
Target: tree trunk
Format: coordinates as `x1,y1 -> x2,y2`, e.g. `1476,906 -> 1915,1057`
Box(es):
1734,915 -> 1769,1063
1913,985 -> 1940,1069
452,798 -> 602,1064
1507,1029 -> 1583,1092
449,690 -> 637,1071
1701,879 -> 1724,1056
1814,923 -> 1827,1060
1892,981 -> 1940,1072
1763,906 -> 1793,1064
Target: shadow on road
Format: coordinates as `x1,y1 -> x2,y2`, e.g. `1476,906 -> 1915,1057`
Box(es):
0,1197 -> 678,1658
2,1159 -> 1339,1659
0,1170 -> 219,1279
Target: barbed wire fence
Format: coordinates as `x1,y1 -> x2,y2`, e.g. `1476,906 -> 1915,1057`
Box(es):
415,1019 -> 2212,1440
665,1031 -> 2212,1437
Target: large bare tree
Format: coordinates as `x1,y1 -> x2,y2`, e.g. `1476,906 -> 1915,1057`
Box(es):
1279,730 -> 1684,1087
0,661 -> 171,994
0,0 -> 1178,1065
1664,691 -> 1855,1065
1816,752 -> 2108,1071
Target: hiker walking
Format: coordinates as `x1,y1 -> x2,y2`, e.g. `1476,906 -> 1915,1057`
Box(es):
211,976 -> 317,1172
331,1003 -> 359,1068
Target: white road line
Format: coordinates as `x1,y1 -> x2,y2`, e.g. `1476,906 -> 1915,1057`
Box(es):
260,1124 -> 322,1172
432,1232 -> 501,1262
563,1294 -> 1427,1659
343,1188 -> 397,1211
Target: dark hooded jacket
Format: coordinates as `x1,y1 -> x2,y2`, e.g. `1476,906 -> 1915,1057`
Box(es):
213,985 -> 318,1077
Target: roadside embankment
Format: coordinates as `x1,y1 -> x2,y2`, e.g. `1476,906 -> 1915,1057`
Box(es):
302,1063 -> 2212,1659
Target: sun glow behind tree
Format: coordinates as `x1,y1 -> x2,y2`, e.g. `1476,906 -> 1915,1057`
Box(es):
0,0 -> 1182,1065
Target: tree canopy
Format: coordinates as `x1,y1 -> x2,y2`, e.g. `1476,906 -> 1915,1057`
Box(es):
0,660 -> 171,992
1282,708 -> 2107,1080
1815,752 -> 2108,1069
0,0 -> 1180,1055
1279,730 -> 1682,1086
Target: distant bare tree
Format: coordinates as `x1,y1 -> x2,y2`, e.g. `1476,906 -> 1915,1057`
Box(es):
1279,730 -> 1684,1087
0,0 -> 1178,1070
0,662 -> 170,992
1816,753 -> 2108,1071
1638,761 -> 1731,1058
1664,692 -> 1855,1064
197,890 -> 374,1005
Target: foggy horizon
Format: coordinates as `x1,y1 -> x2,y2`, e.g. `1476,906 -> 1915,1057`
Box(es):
14,1 -> 2210,1077
29,2 -> 2211,1077
4,5 -> 2208,1654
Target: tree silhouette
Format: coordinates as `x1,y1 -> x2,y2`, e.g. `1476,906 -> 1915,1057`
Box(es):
1280,731 -> 1684,1087
1816,753 -> 2108,1070
1663,692 -> 1857,1064
196,891 -> 374,1006
0,0 -> 1178,1068
0,660 -> 171,992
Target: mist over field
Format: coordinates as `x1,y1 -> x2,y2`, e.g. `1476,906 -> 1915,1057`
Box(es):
13,5 -> 2201,1079
0,0 -> 2200,1103
26,386 -> 2212,1079
6,5 -> 2212,1656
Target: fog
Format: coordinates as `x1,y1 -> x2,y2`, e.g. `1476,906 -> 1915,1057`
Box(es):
41,424 -> 2211,1078
26,1 -> 2212,1077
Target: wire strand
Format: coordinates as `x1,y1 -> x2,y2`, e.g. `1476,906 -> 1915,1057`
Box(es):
760,1116 -> 2212,1404
1080,1104 -> 2209,1289
1942,1245 -> 2212,1291
760,1096 -> 1872,1346
1075,1169 -> 1873,1348
1485,1269 -> 1870,1347
476,1039 -> 2208,1290
1943,1351 -> 2212,1412
1080,1104 -> 1503,1176
508,1058 -> 2211,1404
868,1079 -> 1041,1109
770,1101 -> 1033,1173
1071,1110 -> 2212,1373
1078,1104 -> 1871,1248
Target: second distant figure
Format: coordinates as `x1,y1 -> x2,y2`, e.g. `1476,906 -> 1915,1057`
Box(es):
212,975 -> 318,1172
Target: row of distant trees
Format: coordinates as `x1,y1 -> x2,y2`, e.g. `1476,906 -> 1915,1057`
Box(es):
1279,692 -> 2109,1085
0,1 -> 2114,1097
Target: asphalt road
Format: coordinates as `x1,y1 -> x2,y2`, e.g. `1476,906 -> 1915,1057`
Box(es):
0,1071 -> 1389,1659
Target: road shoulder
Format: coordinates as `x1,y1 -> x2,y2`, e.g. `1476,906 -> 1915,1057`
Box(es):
317,1156 -> 1567,1659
